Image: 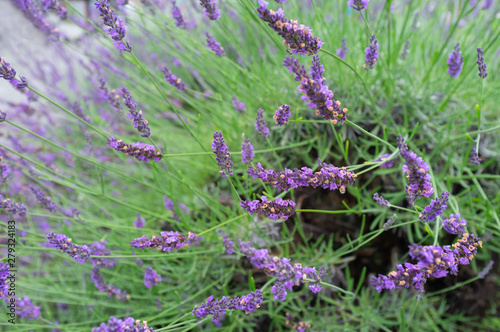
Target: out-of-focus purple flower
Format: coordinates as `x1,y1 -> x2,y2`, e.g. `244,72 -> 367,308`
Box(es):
47,233 -> 90,264
248,159 -> 356,193
131,231 -> 201,252
98,79 -> 122,110
222,234 -> 234,254
94,0 -> 132,52
161,66 -> 187,91
275,0 -> 287,3
241,138 -> 255,164
478,260 -> 494,279
171,1 -> 186,28
212,131 -> 233,177
11,0 -> 60,38
206,33 -> 225,57
1,154 -> 10,182
364,34 -> 379,71
10,76 -> 29,90
88,240 -> 117,269
92,316 -> 154,332
232,95 -> 246,113
107,137 -> 163,163
90,268 -> 130,302
240,196 -> 295,220
17,297 -> 41,320
144,267 -> 162,288
397,134 -> 434,205
30,185 -> 59,213
0,262 -> 10,300
163,196 -> 189,222
348,0 -> 369,11
257,0 -> 323,56
373,193 -> 390,207
199,0 -> 220,20
122,87 -> 151,137
470,148 -> 481,165
285,313 -> 312,331
283,56 -> 348,124
273,104 -> 291,126
0,109 -> 6,121
482,0 -> 494,9
383,214 -> 397,231
0,57 -> 17,81
419,191 -> 449,223
0,194 -> 26,217
476,48 -> 487,79
256,109 -> 270,139
192,290 -> 263,320
374,153 -> 394,168
134,213 -> 145,228
401,40 -> 410,60
442,213 -> 467,235
336,38 -> 348,60
447,43 -> 464,78
41,0 -> 68,19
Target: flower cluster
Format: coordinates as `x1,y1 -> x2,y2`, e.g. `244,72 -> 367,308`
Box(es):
92,316 -> 154,332
95,0 -> 132,52
0,57 -> 16,81
397,134 -> 434,205
442,213 -> 467,235
144,267 -> 162,288
373,193 -> 390,207
273,104 -> 291,126
192,290 -> 263,320
285,313 -> 312,332
0,262 -> 10,300
364,34 -> 379,71
199,0 -> 220,20
47,233 -> 91,264
134,214 -> 145,228
283,55 -> 348,124
418,191 -> 449,223
130,231 -> 201,252
107,137 -> 163,163
171,1 -> 186,29
121,87 -> 150,137
240,196 -> 295,220
348,0 -> 369,11
241,138 -> 255,164
447,43 -> 464,78
248,159 -> 356,193
17,297 -> 41,320
383,214 -> 397,231
374,153 -> 394,168
30,185 -> 58,213
162,66 -> 187,91
256,109 -> 270,139
232,94 -> 246,113
41,0 -> 68,20
0,194 -> 27,217
206,33 -> 225,57
91,268 -> 130,301
99,78 -> 122,110
238,240 -> 323,301
88,240 -> 117,269
470,147 -> 481,165
222,234 -> 234,254
257,0 -> 323,56
336,38 -> 347,60
212,131 -> 233,177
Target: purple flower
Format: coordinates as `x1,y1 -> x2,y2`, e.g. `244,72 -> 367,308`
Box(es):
248,159 -> 356,193
374,153 -> 394,168
88,240 -> 117,269
241,138 -> 255,164
373,193 -> 390,207
192,290 -> 263,320
0,57 -> 16,81
0,194 -> 26,217
476,47 -> 487,78
212,131 -> 233,177
171,1 -> 186,28
401,40 -> 410,60
107,137 -> 163,163
240,196 -> 295,220
47,233 -> 91,264
144,267 -> 162,288
90,268 -> 130,302
134,213 -> 145,228
257,0 -> 323,56
92,316 -> 154,332
447,43 -> 464,78
283,56 -> 348,124
383,214 -> 397,231
30,185 -> 59,213
0,109 -> 6,121
273,104 -> 291,126
482,0 -> 494,9
199,0 -> 220,20
442,213 -> 467,235
130,231 -> 201,252
232,95 -> 246,113
419,191 -> 449,223
206,33 -> 225,57
222,234 -> 234,254
41,0 -> 68,20
348,0 -> 369,11
94,1 -> 132,52
256,109 -> 270,139
336,38 -> 347,60
364,34 -> 379,71
285,313 -> 312,331
122,87 -> 151,137
162,66 -> 187,91
98,78 -> 122,110
0,262 -> 10,300
17,297 -> 41,320
470,148 -> 481,165
478,260 -> 494,279
397,134 -> 434,205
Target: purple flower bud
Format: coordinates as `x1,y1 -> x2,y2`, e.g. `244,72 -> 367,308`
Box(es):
88,240 -> 117,269
30,185 -> 59,213
373,193 -> 390,207
0,110 -> 6,121
134,213 -> 145,228
212,131 -> 233,177
206,33 -> 225,57
232,95 -> 246,113
383,214 -> 397,231
374,153 -> 394,168
0,194 -> 26,217
199,0 -> 220,20
1,154 -> 10,183
418,191 -> 450,223
470,147 -> 481,165
131,231 -> 201,252
447,43 -> 464,78
476,47 -> 487,78
442,213 -> 467,235
240,196 -> 295,220
192,290 -> 263,321
122,87 -> 151,137
94,1 -> 132,52
241,138 -> 255,164
348,0 -> 369,11
144,267 -> 162,288
0,262 -> 10,300
47,233 -> 91,264
107,137 -> 163,163
364,34 -> 379,71
171,1 -> 186,28
336,38 -> 348,60
222,234 -> 234,254
273,104 -> 291,126
16,297 -> 41,320
92,316 -> 154,332
90,268 -> 130,302
256,109 -> 270,139
0,57 -> 16,81
162,66 -> 187,91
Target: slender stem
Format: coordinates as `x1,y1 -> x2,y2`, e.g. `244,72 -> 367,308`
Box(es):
345,120 -> 396,151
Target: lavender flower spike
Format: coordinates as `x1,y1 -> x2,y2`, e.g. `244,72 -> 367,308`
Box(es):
241,138 -> 255,164
0,262 -> 10,300
222,234 -> 234,254
0,194 -> 26,217
348,0 -> 369,11
240,196 -> 295,220
232,95 -> 246,113
0,110 -> 6,121
383,214 -> 397,231
47,233 -> 91,264
470,148 -> 481,165
131,231 -> 201,252
419,191 -> 449,223
91,268 -> 130,302
206,33 -> 225,57
94,1 -> 132,52
171,1 -> 186,29
17,297 -> 41,320
212,131 -> 233,177
0,57 -> 16,81
442,213 -> 467,235
447,43 -> 464,78
107,137 -> 163,163
92,317 -> 154,332
122,87 -> 151,137
30,185 -> 58,213
199,0 -> 220,20
273,104 -> 291,126
476,47 -> 487,79
256,109 -> 270,139
364,34 -> 379,71
192,290 -> 263,321
373,193 -> 390,207
144,267 -> 162,288
336,38 -> 347,60
162,66 -> 187,91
